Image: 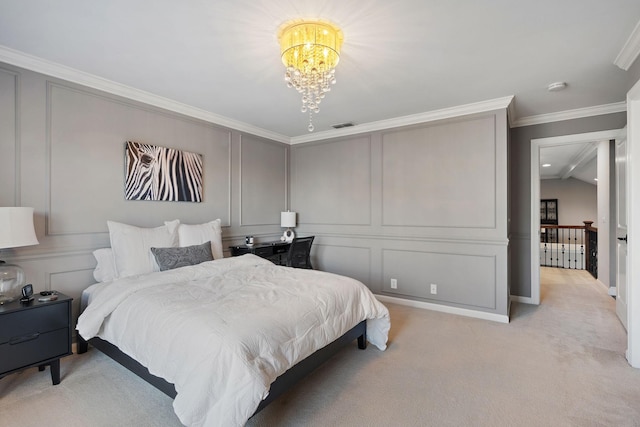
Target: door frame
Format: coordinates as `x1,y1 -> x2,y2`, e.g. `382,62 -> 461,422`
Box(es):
628,79 -> 640,368
530,129 -> 625,306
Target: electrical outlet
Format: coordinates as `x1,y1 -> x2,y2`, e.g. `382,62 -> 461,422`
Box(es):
390,278 -> 398,289
430,283 -> 437,295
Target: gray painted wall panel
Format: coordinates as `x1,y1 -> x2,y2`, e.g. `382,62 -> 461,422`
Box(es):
293,110 -> 510,316
382,116 -> 496,228
291,136 -> 371,225
240,135 -> 287,226
0,68 -> 17,205
313,243 -> 371,287
48,83 -> 232,234
382,249 -> 496,309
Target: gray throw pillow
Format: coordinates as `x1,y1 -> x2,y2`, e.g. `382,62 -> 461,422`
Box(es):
151,241 -> 213,271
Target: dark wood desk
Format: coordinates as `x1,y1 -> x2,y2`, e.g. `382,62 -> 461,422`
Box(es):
229,241 -> 291,265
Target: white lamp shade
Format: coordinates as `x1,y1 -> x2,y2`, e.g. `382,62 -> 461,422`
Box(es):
281,211 -> 297,228
0,207 -> 39,249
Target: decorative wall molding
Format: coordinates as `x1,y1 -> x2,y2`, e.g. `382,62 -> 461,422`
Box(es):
2,45 -> 628,143
512,102 -> 627,128
615,19 -> 640,70
44,81 -> 234,235
0,45 -> 290,144
238,134 -> 289,227
0,67 -> 20,205
291,96 -> 514,145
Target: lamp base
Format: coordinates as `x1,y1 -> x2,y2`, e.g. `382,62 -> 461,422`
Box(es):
0,260 -> 26,304
282,229 -> 295,243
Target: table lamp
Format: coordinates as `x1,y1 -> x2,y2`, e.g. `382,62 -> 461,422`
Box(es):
280,211 -> 297,243
0,207 -> 39,304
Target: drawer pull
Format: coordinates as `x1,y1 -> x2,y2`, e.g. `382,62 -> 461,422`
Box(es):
9,332 -> 40,345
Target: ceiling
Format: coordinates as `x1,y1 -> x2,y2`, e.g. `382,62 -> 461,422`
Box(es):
540,142 -> 598,185
1,0 -> 640,141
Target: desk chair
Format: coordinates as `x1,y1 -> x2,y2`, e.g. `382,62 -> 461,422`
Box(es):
286,236 -> 315,269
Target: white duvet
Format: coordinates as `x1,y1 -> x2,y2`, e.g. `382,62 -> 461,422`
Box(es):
77,254 -> 390,427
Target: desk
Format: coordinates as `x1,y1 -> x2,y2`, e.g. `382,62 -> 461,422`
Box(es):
229,241 -> 290,265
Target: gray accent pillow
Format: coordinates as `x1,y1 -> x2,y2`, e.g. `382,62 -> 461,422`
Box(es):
151,241 -> 213,271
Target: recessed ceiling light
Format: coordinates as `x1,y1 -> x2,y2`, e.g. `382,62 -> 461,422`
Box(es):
547,82 -> 567,92
542,163 -> 551,167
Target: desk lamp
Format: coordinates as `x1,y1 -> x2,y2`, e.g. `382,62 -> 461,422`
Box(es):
0,207 -> 39,304
280,211 -> 297,243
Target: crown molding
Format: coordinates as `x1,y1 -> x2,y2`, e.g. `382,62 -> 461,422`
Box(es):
0,45 -> 290,144
615,19 -> 640,70
512,102 -> 627,128
290,95 -> 515,145
1,44 -> 628,144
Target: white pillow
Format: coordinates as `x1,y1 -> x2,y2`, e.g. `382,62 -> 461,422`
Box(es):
92,248 -> 117,282
167,219 -> 223,260
107,220 -> 180,278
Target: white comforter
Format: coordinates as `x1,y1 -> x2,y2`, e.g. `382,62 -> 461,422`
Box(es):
77,255 -> 390,427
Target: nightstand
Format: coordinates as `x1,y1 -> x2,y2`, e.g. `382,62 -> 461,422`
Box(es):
0,293 -> 73,385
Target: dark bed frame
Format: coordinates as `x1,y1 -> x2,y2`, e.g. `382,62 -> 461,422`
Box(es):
77,320 -> 367,415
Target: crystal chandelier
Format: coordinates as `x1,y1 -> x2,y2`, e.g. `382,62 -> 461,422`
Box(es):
278,21 -> 343,132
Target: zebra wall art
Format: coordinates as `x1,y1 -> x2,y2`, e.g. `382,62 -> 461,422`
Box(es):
125,141 -> 203,202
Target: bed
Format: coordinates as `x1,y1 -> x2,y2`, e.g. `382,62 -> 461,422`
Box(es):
76,219 -> 390,427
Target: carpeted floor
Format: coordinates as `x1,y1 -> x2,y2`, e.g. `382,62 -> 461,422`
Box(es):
1,267 -> 639,426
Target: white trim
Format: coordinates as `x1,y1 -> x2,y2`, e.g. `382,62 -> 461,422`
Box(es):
530,129 -> 626,309
0,44 -> 629,146
510,295 -> 535,304
626,78 -> 640,368
615,19 -> 640,71
290,96 -> 515,145
375,294 -> 510,324
0,45 -> 290,144
609,286 -> 617,297
513,102 -> 627,128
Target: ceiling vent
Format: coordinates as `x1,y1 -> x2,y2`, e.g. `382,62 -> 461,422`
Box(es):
332,122 -> 355,129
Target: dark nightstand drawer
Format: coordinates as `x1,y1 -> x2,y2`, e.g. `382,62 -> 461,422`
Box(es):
0,328 -> 70,373
0,303 -> 68,344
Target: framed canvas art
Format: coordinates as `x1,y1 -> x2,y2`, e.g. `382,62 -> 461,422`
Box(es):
125,141 -> 203,202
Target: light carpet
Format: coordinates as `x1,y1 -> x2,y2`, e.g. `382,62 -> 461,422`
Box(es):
1,267 -> 639,426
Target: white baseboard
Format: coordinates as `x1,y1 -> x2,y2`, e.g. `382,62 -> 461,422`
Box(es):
608,287 -> 617,297
375,294 -> 509,324
511,295 -> 537,304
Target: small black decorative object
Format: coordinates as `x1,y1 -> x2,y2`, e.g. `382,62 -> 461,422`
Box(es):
20,283 -> 34,304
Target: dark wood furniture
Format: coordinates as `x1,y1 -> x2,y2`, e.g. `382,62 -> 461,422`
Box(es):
540,199 -> 558,243
286,236 -> 314,269
77,320 -> 367,416
229,241 -> 291,265
0,293 -> 73,385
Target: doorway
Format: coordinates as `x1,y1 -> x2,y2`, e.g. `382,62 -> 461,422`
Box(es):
530,129 -> 624,306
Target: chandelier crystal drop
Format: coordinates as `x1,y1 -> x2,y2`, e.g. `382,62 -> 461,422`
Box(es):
278,20 -> 343,132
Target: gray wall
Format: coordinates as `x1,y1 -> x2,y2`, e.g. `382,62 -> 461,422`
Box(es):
3,58 -> 627,321
291,111 -> 510,317
0,63 -> 288,322
509,113 -> 627,298
540,178 -> 597,226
